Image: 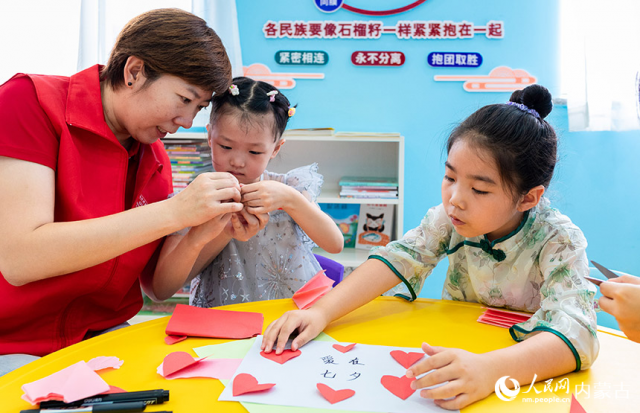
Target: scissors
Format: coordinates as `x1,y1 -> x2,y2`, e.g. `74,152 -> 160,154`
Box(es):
584,260 -> 620,286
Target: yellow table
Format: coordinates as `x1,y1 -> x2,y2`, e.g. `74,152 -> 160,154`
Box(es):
1,297 -> 638,412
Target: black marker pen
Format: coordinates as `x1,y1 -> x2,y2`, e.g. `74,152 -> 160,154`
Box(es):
21,401 -> 147,413
40,389 -> 169,409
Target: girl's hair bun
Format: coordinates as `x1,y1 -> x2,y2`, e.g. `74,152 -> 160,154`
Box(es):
509,84 -> 553,119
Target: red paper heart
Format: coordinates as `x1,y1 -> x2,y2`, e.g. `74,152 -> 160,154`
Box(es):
164,335 -> 188,345
317,383 -> 355,404
260,349 -> 301,364
390,350 -> 424,369
233,373 -> 276,396
381,375 -> 416,400
333,343 -> 356,353
162,351 -> 200,376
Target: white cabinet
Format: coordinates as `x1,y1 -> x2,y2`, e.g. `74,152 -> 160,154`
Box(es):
163,132 -> 405,269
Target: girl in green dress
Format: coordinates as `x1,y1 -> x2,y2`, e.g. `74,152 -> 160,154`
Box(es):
263,84 -> 598,410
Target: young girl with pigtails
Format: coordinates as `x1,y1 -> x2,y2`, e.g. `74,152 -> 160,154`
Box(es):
262,84 -> 599,410
151,77 -> 343,307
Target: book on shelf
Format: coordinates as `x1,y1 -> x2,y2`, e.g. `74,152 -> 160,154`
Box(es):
334,131 -> 400,139
339,176 -> 398,187
319,203 -> 360,248
282,128 -> 335,137
163,139 -> 213,193
339,176 -> 398,199
355,204 -> 395,250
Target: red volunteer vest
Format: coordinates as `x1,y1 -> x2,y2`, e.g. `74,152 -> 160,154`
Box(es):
0,65 -> 173,356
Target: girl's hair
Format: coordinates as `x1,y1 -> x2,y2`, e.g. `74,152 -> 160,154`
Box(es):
446,84 -> 557,200
210,77 -> 293,142
101,8 -> 231,96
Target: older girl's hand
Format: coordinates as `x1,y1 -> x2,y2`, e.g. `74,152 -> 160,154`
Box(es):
224,208 -> 270,242
406,343 -> 498,410
261,308 -> 329,354
171,172 -> 243,228
599,274 -> 640,343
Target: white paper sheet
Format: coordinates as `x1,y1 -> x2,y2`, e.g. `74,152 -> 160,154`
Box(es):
218,336 -> 456,413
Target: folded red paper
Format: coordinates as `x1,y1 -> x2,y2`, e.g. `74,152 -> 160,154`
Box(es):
165,304 -> 264,339
292,270 -> 335,310
477,308 -> 532,328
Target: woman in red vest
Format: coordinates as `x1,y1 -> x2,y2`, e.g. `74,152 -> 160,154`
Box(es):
0,9 -> 249,376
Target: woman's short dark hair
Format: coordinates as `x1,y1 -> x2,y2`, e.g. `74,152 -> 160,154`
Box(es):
446,84 -> 557,200
210,77 -> 293,142
100,8 -> 231,96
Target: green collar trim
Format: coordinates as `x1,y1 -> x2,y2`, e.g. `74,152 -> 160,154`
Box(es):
368,255 -> 417,301
445,210 -> 530,262
509,324 -> 581,372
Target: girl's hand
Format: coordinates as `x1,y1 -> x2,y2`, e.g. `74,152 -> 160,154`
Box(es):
188,213 -> 233,246
241,181 -> 295,214
224,208 -> 270,242
261,308 -> 329,354
599,275 -> 640,342
406,343 -> 498,410
171,172 -> 243,228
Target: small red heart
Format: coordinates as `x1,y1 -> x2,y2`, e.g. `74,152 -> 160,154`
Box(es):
162,351 -> 200,376
233,373 -> 276,396
390,350 -> 424,369
332,343 -> 356,353
164,335 -> 187,345
260,349 -> 301,364
381,375 -> 416,400
317,383 -> 355,404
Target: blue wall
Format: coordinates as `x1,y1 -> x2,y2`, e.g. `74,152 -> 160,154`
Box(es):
235,1 -> 638,327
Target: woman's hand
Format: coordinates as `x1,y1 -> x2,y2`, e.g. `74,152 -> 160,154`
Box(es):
171,172 -> 243,228
261,308 -> 329,354
241,181 -> 295,214
224,208 -> 270,242
406,343 -> 498,410
599,274 -> 640,343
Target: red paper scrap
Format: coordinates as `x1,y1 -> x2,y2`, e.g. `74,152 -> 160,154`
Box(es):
233,373 -> 276,397
333,343 -> 356,353
292,270 -> 335,310
164,335 -> 188,345
102,386 -> 127,394
86,356 -> 123,371
165,304 -> 263,339
21,361 -> 111,405
317,383 -> 355,404
260,349 -> 301,364
570,394 -> 588,413
381,375 -> 416,400
390,350 -> 425,369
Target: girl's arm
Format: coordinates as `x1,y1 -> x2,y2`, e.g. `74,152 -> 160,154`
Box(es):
262,258 -> 400,353
407,331 -> 576,410
0,157 -> 243,286
241,180 -> 344,253
149,208 -> 270,301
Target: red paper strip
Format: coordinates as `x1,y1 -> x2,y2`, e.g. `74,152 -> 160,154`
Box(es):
164,335 -> 188,345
